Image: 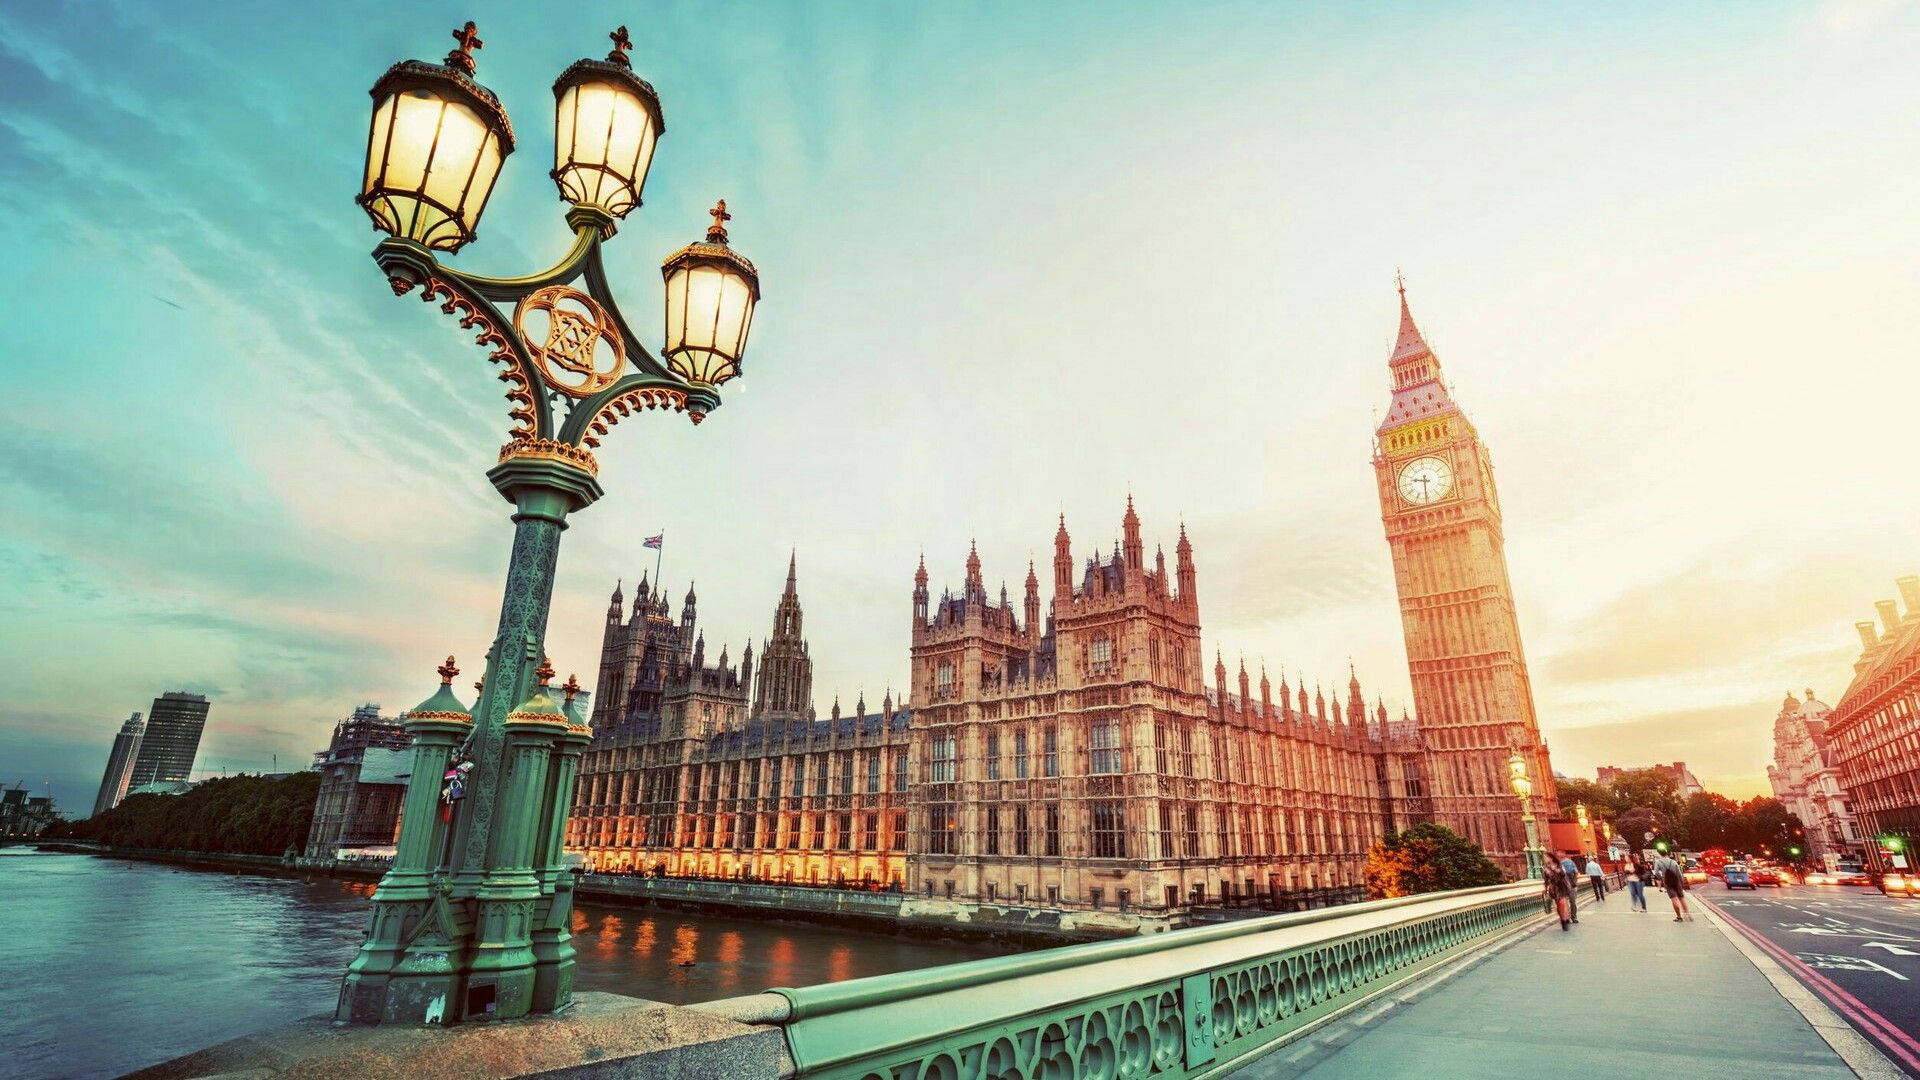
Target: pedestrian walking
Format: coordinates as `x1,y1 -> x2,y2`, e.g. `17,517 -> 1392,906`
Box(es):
1626,854 -> 1649,912
1543,859 -> 1575,931
1655,853 -> 1690,921
1558,851 -> 1581,922
1584,854 -> 1606,902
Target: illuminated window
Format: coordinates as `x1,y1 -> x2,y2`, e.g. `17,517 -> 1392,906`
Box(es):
928,803 -> 957,854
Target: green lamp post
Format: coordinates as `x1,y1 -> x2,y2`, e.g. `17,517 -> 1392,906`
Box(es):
336,22 -> 762,1027
1506,750 -> 1544,879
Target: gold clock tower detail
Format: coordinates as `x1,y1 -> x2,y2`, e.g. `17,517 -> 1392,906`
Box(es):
1372,282 -> 1556,874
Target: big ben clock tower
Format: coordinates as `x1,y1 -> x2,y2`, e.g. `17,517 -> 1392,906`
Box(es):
1372,281 -> 1556,874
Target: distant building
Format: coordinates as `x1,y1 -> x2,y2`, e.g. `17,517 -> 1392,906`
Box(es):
1829,576 -> 1920,874
92,712 -> 147,816
1,784 -> 58,839
127,691 -> 210,790
1597,762 -> 1702,798
571,560 -> 914,887
1767,689 -> 1861,862
304,704 -> 413,859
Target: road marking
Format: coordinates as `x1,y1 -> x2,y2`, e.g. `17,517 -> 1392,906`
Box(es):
1709,899 -> 1920,1070
1862,942 -> 1920,956
1791,926 -> 1845,936
1799,952 -> 1910,981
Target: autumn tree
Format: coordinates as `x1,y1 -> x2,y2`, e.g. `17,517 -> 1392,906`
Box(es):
1365,823 -> 1505,899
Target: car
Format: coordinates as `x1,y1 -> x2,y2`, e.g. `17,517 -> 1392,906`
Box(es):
1881,873 -> 1920,898
1723,864 -> 1755,889
1834,870 -> 1872,887
1749,866 -> 1782,887
1685,869 -> 1709,885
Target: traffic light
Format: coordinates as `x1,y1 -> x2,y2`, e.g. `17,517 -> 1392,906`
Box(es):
1655,840 -> 1669,852
1789,846 -> 1801,857
1886,836 -> 1906,853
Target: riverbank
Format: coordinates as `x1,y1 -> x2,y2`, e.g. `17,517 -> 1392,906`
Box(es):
33,842 -> 1128,948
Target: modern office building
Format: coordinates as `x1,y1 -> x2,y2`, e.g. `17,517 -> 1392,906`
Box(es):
92,712 -> 146,816
126,691 -> 211,789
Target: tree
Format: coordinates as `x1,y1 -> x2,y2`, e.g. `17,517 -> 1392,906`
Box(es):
1739,797 -> 1803,859
47,772 -> 321,856
1555,777 -> 1620,819
1365,823 -> 1505,899
1606,769 -> 1682,820
1614,807 -> 1675,852
1678,793 -> 1740,850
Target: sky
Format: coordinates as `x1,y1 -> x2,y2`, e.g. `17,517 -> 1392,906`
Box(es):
2,0 -> 1917,814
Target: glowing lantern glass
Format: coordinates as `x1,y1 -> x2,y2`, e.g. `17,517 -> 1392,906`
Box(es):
358,26 -> 514,252
660,202 -> 760,387
551,28 -> 664,217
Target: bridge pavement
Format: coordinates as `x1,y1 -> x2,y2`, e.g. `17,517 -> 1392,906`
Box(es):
1228,882 -> 1892,1080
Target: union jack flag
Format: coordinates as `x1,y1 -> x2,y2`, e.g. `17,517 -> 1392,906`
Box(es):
643,533 -> 663,549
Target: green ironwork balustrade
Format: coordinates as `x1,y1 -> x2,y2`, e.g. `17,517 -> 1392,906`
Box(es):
336,20 -> 763,1028
723,881 -> 1543,1080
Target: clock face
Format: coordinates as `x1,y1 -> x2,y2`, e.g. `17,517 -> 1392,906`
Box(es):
1398,456 -> 1454,505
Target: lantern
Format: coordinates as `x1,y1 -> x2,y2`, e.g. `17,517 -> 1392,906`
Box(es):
660,201 -> 760,387
358,23 -> 514,252
1507,751 -> 1532,799
551,28 -> 664,217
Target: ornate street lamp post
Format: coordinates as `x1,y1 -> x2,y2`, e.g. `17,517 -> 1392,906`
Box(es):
337,22 -> 761,1027
1507,750 -> 1544,880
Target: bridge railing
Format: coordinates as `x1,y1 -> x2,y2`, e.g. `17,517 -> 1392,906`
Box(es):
706,880 -> 1543,1079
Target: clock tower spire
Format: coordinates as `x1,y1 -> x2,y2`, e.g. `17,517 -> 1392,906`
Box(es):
1371,279 -> 1556,876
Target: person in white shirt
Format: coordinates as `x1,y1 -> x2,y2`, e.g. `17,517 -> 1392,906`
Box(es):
1583,855 -> 1606,902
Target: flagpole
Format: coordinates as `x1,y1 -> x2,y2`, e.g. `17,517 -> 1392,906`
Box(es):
653,529 -> 664,587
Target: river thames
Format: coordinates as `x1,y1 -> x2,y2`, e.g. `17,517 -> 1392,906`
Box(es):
1,850 -> 1004,1079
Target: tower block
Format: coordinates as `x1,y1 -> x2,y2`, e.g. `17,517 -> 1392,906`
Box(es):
1371,282 -> 1556,874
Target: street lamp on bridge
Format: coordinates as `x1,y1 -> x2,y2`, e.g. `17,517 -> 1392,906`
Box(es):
337,22 -> 762,1027
1507,750 -> 1544,879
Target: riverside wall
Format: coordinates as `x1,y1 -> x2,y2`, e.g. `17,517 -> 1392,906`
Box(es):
32,842 -> 1133,947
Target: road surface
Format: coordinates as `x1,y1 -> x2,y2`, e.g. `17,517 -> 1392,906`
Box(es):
1697,883 -> 1920,1075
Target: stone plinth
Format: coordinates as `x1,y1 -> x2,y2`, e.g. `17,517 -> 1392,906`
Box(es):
128,992 -> 790,1080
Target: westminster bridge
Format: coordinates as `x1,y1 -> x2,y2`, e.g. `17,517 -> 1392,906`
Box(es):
138,874 -> 1898,1079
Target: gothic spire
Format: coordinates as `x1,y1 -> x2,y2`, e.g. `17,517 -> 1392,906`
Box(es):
784,550 -> 798,596
1391,272 -> 1434,367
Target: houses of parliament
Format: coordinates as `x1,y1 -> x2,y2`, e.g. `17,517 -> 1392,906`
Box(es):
566,289 -> 1557,916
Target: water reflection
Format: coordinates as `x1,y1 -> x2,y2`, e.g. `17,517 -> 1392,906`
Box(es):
0,852 -> 1005,1080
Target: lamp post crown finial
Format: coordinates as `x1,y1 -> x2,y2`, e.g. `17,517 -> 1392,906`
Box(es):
707,199 -> 731,243
447,21 -> 483,75
438,656 -> 460,685
562,672 -> 582,704
536,655 -> 557,686
608,26 -> 633,66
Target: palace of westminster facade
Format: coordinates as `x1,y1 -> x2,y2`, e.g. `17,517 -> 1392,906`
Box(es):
566,291 -> 1559,914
